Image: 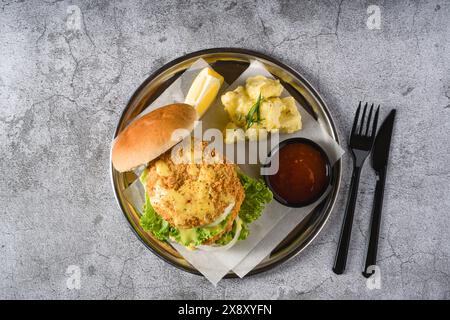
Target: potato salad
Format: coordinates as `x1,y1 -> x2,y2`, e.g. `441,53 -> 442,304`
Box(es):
221,75 -> 302,143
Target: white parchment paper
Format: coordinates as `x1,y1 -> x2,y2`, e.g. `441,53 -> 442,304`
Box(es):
119,58 -> 344,285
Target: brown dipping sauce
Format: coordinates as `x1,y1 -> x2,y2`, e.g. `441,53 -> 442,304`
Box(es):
265,139 -> 330,206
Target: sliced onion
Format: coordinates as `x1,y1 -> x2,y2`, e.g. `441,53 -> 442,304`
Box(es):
203,202 -> 235,228
196,217 -> 242,252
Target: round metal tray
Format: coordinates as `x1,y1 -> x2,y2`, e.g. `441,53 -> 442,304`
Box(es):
111,48 -> 342,277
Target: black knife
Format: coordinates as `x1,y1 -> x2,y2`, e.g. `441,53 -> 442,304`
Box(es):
362,109 -> 396,277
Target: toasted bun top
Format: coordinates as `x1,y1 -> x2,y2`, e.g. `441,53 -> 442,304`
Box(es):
112,103 -> 197,172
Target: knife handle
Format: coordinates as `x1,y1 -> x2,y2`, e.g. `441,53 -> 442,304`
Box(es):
333,165 -> 362,275
363,168 -> 387,278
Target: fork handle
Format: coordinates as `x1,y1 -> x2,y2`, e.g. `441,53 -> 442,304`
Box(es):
333,165 -> 362,274
362,168 -> 387,277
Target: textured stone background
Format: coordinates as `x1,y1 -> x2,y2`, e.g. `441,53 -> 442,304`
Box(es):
1,0 -> 449,299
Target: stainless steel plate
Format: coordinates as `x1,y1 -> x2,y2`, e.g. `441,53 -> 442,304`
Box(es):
111,48 -> 342,277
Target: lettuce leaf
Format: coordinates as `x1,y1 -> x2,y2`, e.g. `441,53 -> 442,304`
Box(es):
236,172 -> 272,240
140,193 -> 176,241
238,221 -> 249,240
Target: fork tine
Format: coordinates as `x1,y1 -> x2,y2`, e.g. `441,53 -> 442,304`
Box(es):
351,102 -> 361,136
370,105 -> 380,138
365,103 -> 374,136
359,102 -> 368,135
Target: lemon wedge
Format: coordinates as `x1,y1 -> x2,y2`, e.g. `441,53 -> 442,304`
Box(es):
185,67 -> 224,117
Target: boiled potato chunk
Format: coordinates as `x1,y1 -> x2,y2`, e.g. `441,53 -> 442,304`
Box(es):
279,97 -> 302,133
221,86 -> 252,127
245,75 -> 284,100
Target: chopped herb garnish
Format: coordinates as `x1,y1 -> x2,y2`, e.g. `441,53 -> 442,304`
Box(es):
245,93 -> 263,129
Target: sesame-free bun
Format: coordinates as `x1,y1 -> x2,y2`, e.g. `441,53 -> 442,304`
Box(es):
112,103 -> 197,172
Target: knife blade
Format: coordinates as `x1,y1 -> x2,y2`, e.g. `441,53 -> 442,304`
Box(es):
371,109 -> 396,171
363,109 -> 396,277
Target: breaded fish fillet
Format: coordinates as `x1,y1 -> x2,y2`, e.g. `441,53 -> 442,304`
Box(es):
145,143 -> 244,231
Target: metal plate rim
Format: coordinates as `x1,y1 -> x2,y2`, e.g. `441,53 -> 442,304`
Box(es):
110,47 -> 342,278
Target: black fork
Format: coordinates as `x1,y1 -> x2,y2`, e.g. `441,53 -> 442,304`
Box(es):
333,102 -> 380,275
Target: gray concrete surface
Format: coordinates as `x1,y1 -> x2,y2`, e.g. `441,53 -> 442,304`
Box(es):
1,0 -> 449,299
